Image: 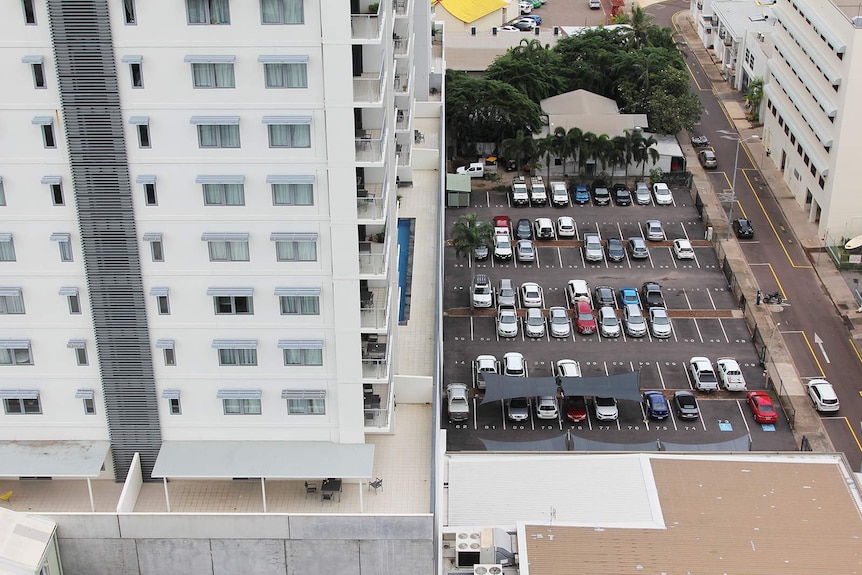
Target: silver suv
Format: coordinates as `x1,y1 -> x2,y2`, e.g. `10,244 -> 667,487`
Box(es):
583,234 -> 603,262
497,278 -> 516,307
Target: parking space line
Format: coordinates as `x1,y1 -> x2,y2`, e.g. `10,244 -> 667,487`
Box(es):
718,318 -> 730,343
656,363 -> 666,389
535,248 -> 541,267
469,317 -> 474,341
557,247 -> 563,268
706,288 -> 717,310
692,318 -> 704,343
736,400 -> 751,434
681,288 -> 693,309
683,364 -> 695,390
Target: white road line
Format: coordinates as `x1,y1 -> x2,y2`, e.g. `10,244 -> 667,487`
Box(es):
693,318 -> 704,343
736,400 -> 751,434
469,316 -> 474,341
557,247 -> 563,267
706,288 -> 717,310
656,363 -> 667,389
682,288 -> 693,309
718,318 -> 730,343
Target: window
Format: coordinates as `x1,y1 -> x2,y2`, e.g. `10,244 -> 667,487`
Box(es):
267,123 -> 311,148
269,176 -> 314,205
203,183 -> 244,205
32,63 -> 46,89
264,63 -> 307,88
208,240 -> 249,261
223,398 -> 261,414
169,397 -> 181,413
287,398 -> 325,415
191,63 -> 235,88
50,233 -> 73,262
50,184 -> 63,205
164,348 -> 176,366
150,288 -> 170,314
0,235 -> 15,262
22,0 -> 36,24
261,0 -> 303,23
138,124 -> 151,148
3,397 -> 40,414
130,63 -> 144,87
214,295 -> 253,314
156,340 -> 176,366
123,0 -> 136,24
187,0 -> 230,24
279,340 -> 323,366
279,295 -> 319,315
0,290 -> 24,314
83,398 -> 96,414
69,341 -> 88,366
0,178 -> 6,206
60,287 -> 81,314
197,124 -> 240,148
34,118 -> 56,149
271,233 -> 317,261
151,240 -> 164,262
218,348 -> 257,366
0,343 -> 33,366
140,178 -> 157,205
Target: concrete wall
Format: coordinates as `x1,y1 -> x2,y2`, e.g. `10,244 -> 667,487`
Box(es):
47,513 -> 433,575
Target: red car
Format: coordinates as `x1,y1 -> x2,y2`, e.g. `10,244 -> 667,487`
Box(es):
747,391 -> 778,424
565,396 -> 588,422
575,300 -> 597,335
493,215 -> 511,231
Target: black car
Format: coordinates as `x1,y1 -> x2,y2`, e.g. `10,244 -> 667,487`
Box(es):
641,282 -> 665,308
606,238 -> 625,262
673,390 -> 700,420
612,184 -> 632,206
593,187 -> 611,206
593,285 -> 616,309
511,19 -> 534,31
733,218 -> 754,238
516,218 -> 533,240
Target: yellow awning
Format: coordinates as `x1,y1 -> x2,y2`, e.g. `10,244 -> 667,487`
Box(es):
436,0 -> 508,23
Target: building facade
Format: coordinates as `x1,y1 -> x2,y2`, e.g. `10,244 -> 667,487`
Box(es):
0,0 -> 418,480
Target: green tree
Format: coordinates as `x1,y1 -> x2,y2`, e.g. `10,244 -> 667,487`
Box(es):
484,39 -> 565,102
501,130 -> 538,177
633,133 -> 660,177
450,213 -> 493,260
550,127 -> 573,175
646,68 -> 704,134
565,127 -> 584,176
537,133 -> 556,180
745,78 -> 764,122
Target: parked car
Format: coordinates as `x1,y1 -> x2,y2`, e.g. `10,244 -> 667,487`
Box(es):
548,306 -> 571,338
516,218 -> 533,240
593,187 -> 611,205
599,306 -> 621,338
606,237 -> 625,262
503,351 -> 526,377
673,390 -> 699,420
497,305 -> 519,338
589,0 -> 601,8
525,307 -> 546,338
564,395 -> 588,422
574,300 -> 597,334
583,233 -> 604,262
747,391 -> 778,424
520,13 -> 542,24
555,358 -> 582,379
619,287 -> 640,308
807,379 -> 840,412
697,149 -> 718,169
474,354 -> 498,389
551,182 -> 568,206
566,279 -> 591,305
593,285 -> 616,309
512,19 -> 536,31
471,274 -> 493,308
446,383 -> 470,422
594,396 -> 618,421
516,239 -> 535,262
623,304 -> 647,337
673,238 -> 695,260
641,282 -> 664,309
474,244 -> 489,261
716,357 -> 747,391
520,282 -> 543,307
627,237 -> 649,259
535,396 -> 558,419
499,25 -> 520,31
648,307 -> 672,338
634,182 -> 651,205
689,356 -> 719,392
643,390 -> 670,419
494,233 -> 512,260
733,218 -> 754,238
506,397 -> 530,421
533,217 -> 554,239
652,183 -> 673,205
612,184 -> 632,206
497,278 -> 517,307
573,184 -> 591,204
557,216 -> 576,237
518,1 -> 533,13
644,220 -> 664,241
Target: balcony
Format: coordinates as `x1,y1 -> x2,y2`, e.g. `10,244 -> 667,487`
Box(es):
393,33 -> 411,57
360,286 -> 391,330
358,234 -> 389,276
396,141 -> 411,166
355,128 -> 386,164
395,106 -> 411,131
357,181 -> 387,221
393,70 -> 411,95
361,337 -> 390,380
351,5 -> 383,42
353,72 -> 385,105
394,0 -> 410,17
364,382 -> 392,430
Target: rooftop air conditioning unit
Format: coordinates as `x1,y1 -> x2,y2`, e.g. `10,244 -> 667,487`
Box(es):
474,566 -> 503,575
456,531 -> 482,568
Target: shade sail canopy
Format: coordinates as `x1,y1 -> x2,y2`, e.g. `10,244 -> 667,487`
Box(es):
661,435 -> 751,452
480,375 -> 560,404
560,372 -> 641,401
151,441 -> 375,479
0,441 -> 109,477
571,436 -> 661,452
481,434 -> 569,452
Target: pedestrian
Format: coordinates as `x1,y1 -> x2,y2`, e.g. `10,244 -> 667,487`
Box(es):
756,289 -> 762,305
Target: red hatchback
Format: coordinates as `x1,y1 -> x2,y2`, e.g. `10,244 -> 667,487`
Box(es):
493,215 -> 511,231
575,300 -> 597,335
747,391 -> 778,424
565,396 -> 588,422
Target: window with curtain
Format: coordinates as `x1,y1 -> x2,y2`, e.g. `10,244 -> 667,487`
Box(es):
268,124 -> 311,148
264,63 -> 308,88
272,183 -> 313,205
198,125 -> 240,148
0,294 -> 25,314
208,240 -> 249,261
4,397 -> 41,414
260,0 -> 304,23
192,63 -> 235,88
288,398 -> 325,415
279,295 -> 319,315
203,183 -> 245,205
0,347 -> 33,365
187,0 -> 230,24
223,398 -> 261,414
218,349 -> 258,366
0,239 -> 13,261
275,240 -> 316,262
214,296 -> 254,315
283,347 -> 322,366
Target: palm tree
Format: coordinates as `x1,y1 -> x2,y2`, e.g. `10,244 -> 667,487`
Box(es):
501,130 -> 537,177
619,129 -> 639,179
451,213 -> 493,260
565,127 -> 584,176
592,134 -> 615,176
536,133 -> 556,181
633,134 -> 660,177
551,127 -> 572,175
577,131 -> 598,176
611,136 -> 628,178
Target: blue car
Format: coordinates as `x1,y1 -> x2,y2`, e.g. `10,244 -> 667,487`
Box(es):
643,391 -> 670,420
574,184 -> 590,204
619,287 -> 640,308
520,14 -> 542,24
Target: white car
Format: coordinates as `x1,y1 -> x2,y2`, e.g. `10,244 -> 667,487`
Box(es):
535,396 -> 559,419
557,216 -> 576,237
599,306 -> 620,338
497,305 -> 519,338
673,238 -> 695,260
533,217 -> 555,239
716,357 -> 747,391
595,396 -> 618,420
548,306 -> 571,338
525,307 -> 546,338
807,379 -> 840,412
499,25 -> 520,31
516,239 -> 535,262
589,0 -> 601,8
494,234 -> 512,260
689,356 -> 719,392
520,282 -> 543,307
652,183 -> 673,205
519,1 -> 533,13
474,354 -> 498,389
566,279 -> 590,305
503,351 -> 526,377
551,182 -> 569,207
555,359 -> 582,378
515,17 -> 537,30
583,233 -> 603,262
648,307 -> 672,338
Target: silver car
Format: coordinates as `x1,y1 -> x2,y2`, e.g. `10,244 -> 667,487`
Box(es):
634,182 -> 651,205
628,237 -> 649,259
516,239 -> 535,262
648,307 -> 672,338
497,278 -> 517,307
525,307 -> 546,338
583,233 -> 603,262
623,304 -> 647,337
496,305 -> 519,338
599,306 -> 620,338
645,220 -> 664,241
548,306 -> 571,338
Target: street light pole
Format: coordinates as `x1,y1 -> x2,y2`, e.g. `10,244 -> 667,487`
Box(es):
718,132 -> 759,240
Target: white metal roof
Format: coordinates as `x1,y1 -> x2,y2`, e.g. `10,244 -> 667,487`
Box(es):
151,441 -> 375,479
0,441 -> 109,478
0,507 -> 56,575
446,453 -> 664,528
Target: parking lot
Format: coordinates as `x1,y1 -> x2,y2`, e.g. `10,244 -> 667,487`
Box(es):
443,180 -> 799,453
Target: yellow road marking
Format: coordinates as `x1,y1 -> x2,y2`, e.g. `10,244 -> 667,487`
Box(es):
850,338 -> 862,363
799,331 -> 825,377
843,417 -> 862,454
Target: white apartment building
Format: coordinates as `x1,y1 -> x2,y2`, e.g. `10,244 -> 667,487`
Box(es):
0,0 -> 422,482
692,0 -> 862,239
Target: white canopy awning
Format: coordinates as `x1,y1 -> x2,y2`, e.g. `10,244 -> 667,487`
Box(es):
0,441 -> 109,478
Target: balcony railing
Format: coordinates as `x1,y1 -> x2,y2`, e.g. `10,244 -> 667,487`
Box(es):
394,71 -> 410,95
394,0 -> 409,16
351,6 -> 382,41
395,106 -> 411,131
393,34 -> 411,57
355,129 -> 385,163
353,73 -> 384,104
360,288 -> 391,329
358,237 -> 389,275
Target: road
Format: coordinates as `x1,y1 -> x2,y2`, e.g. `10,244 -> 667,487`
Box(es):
648,0 -> 862,470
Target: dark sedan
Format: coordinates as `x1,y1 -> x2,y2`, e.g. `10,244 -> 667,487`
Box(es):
643,391 -> 670,420
612,184 -> 632,206
593,285 -> 615,309
516,218 -> 533,240
606,238 -> 625,262
733,218 -> 754,238
673,390 -> 699,420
